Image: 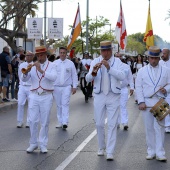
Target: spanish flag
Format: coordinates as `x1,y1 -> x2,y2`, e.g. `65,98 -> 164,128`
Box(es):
143,2 -> 154,49
67,4 -> 81,50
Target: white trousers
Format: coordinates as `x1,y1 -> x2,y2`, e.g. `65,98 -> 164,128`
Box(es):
53,85 -> 71,125
17,85 -> 30,123
94,92 -> 120,155
142,109 -> 165,157
28,92 -> 53,147
119,87 -> 128,125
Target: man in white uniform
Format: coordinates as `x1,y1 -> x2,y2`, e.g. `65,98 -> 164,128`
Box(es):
136,46 -> 170,162
17,51 -> 34,128
22,46 -> 57,153
86,41 -> 125,161
115,53 -> 134,130
159,48 -> 170,133
53,47 -> 78,129
80,52 -> 93,103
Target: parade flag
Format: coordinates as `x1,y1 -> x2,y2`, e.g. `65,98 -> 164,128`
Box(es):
67,4 -> 81,50
143,2 -> 154,49
115,0 -> 127,50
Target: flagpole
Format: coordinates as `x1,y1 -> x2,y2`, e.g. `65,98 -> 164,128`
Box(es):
85,0 -> 89,52
81,31 -> 84,54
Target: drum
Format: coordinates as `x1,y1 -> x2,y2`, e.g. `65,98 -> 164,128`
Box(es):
150,98 -> 170,121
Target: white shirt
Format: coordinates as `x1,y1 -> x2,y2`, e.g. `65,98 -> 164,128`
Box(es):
53,59 -> 78,88
159,59 -> 170,68
81,59 -> 92,66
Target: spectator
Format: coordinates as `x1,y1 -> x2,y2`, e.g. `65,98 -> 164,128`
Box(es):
6,55 -> 18,101
0,46 -> 13,102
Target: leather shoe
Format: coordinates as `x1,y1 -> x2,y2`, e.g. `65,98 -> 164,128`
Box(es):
156,156 -> 167,162
62,124 -> 68,130
97,149 -> 104,156
123,125 -> 128,131
26,145 -> 38,153
106,154 -> 114,161
40,146 -> 48,153
146,154 -> 156,160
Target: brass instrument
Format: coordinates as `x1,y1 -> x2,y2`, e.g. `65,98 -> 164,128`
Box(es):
91,63 -> 102,77
21,64 -> 34,74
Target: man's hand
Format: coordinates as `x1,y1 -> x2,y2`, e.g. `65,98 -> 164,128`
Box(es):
159,87 -> 167,94
138,102 -> 146,110
101,60 -> 110,70
72,88 -> 77,95
129,89 -> 134,96
34,62 -> 44,74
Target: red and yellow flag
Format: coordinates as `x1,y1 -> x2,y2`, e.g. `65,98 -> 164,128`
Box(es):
143,2 -> 154,49
67,4 -> 81,50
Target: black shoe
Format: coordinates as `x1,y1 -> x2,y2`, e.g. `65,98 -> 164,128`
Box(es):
124,125 -> 128,131
62,124 -> 68,130
2,98 -> 10,102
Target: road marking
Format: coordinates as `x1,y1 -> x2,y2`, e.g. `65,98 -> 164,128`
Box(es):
55,119 -> 107,170
55,130 -> 97,170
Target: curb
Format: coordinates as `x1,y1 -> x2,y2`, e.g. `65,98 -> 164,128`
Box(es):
0,102 -> 18,111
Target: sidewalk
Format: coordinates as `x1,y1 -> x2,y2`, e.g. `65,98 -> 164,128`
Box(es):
0,99 -> 17,111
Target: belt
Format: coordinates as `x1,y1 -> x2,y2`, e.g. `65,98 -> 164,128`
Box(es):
31,90 -> 53,95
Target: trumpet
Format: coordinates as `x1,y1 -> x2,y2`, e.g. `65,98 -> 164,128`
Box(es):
91,63 -> 102,77
21,64 -> 34,74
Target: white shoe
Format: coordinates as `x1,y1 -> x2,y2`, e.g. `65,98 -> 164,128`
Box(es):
25,122 -> 30,128
56,123 -> 62,128
156,156 -> 167,162
26,145 -> 38,153
165,128 -> 170,133
10,98 -> 18,102
146,154 -> 156,160
106,154 -> 114,161
40,146 -> 48,153
17,122 -> 23,128
97,149 -> 104,156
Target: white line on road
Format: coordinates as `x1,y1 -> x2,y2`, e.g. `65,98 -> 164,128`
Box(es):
55,130 -> 97,170
55,119 -> 107,170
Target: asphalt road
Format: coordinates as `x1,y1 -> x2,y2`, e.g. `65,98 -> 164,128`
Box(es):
0,89 -> 170,170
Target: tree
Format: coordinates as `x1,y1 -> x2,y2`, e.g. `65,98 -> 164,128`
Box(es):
0,0 -> 41,52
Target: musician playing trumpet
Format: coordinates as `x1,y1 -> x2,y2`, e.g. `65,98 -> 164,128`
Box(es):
135,46 -> 170,162
86,40 -> 125,161
21,46 -> 57,154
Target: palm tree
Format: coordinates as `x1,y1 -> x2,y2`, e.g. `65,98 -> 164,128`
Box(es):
0,0 -> 42,52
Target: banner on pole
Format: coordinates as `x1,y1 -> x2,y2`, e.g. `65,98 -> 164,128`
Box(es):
27,18 -> 43,39
48,18 -> 63,39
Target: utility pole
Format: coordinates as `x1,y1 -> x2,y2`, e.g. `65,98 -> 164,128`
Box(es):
44,0 -> 47,46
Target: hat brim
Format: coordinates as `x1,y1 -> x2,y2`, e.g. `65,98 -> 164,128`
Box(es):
35,50 -> 47,54
97,47 -> 113,50
144,51 -> 162,57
